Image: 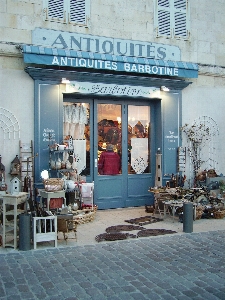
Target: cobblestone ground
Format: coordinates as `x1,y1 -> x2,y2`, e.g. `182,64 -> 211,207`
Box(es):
0,230 -> 225,300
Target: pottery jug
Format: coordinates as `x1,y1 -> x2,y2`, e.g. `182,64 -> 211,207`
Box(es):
72,202 -> 78,211
66,160 -> 72,169
50,159 -> 56,170
67,180 -> 76,190
72,158 -> 76,170
55,158 -> 62,169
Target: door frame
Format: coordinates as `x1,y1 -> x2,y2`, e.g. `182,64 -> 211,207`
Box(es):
93,97 -> 161,209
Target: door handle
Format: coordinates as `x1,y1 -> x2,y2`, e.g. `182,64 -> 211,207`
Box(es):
95,159 -> 97,167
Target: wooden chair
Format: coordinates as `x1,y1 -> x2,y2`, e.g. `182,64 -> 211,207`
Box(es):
33,216 -> 57,250
153,193 -> 172,218
57,217 -> 77,243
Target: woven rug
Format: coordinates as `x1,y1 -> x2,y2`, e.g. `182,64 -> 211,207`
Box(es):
125,216 -> 163,226
95,232 -> 136,242
137,229 -> 177,237
95,229 -> 177,242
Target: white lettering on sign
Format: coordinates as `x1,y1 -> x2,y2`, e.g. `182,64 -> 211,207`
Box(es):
165,130 -> 178,144
52,57 -> 118,71
124,63 -> 178,76
32,28 -> 181,61
42,128 -> 56,142
65,82 -> 159,98
51,56 -> 179,77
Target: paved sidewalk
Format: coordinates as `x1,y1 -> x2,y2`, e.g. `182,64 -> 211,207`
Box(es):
0,230 -> 225,299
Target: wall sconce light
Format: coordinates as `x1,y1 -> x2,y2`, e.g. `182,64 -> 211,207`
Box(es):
160,86 -> 170,92
61,78 -> 70,84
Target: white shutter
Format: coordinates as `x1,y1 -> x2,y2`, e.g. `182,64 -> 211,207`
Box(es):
154,0 -> 190,39
174,0 -> 189,39
46,0 -> 67,23
69,0 -> 90,26
156,0 -> 172,37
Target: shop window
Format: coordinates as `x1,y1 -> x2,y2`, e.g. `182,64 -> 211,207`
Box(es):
97,104 -> 122,176
154,0 -> 190,40
63,102 -> 90,176
43,0 -> 90,27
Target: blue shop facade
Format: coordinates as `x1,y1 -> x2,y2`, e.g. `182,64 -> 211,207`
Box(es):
21,28 -> 198,209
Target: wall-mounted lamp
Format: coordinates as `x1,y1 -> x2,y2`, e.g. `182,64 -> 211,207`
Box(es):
160,86 -> 170,92
61,78 -> 70,84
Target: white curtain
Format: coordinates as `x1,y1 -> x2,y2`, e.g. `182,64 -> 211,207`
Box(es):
73,139 -> 86,174
63,104 -> 88,139
131,138 -> 148,174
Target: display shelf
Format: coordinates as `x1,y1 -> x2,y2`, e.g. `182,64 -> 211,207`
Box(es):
5,209 -> 24,215
2,192 -> 27,249
49,146 -> 75,178
57,169 -> 75,173
50,149 -> 73,154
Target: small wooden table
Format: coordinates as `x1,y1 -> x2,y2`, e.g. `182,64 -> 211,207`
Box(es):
39,190 -> 66,211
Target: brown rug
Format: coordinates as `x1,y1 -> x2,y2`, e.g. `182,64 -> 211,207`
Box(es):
137,229 -> 177,237
125,216 -> 163,226
95,232 -> 136,242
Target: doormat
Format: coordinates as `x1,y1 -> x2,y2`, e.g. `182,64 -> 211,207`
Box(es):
95,232 -> 136,242
125,216 -> 163,225
105,225 -> 145,233
137,229 -> 177,237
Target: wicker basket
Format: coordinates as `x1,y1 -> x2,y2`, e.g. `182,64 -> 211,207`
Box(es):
44,178 -> 64,192
196,209 -> 203,220
72,208 -> 97,224
213,210 -> 225,219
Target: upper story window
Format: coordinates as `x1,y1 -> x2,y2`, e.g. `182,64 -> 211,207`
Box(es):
43,0 -> 90,27
154,0 -> 190,40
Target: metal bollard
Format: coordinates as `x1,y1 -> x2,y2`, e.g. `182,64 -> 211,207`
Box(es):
19,214 -> 31,251
183,202 -> 193,233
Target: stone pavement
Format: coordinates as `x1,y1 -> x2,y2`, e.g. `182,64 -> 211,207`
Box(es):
0,229 -> 225,300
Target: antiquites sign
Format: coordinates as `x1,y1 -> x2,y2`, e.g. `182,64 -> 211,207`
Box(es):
32,28 -> 181,61
22,29 -> 198,78
51,56 -> 179,76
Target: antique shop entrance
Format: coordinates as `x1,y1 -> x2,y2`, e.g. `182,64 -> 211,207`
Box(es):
63,94 -> 160,209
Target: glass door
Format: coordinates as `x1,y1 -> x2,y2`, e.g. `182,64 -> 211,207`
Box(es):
97,103 -> 122,175
94,100 -> 153,209
94,101 -> 125,209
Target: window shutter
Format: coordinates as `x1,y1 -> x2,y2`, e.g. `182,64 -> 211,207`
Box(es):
69,0 -> 89,26
157,0 -> 171,37
174,0 -> 189,38
154,0 -> 190,39
47,0 -> 67,23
